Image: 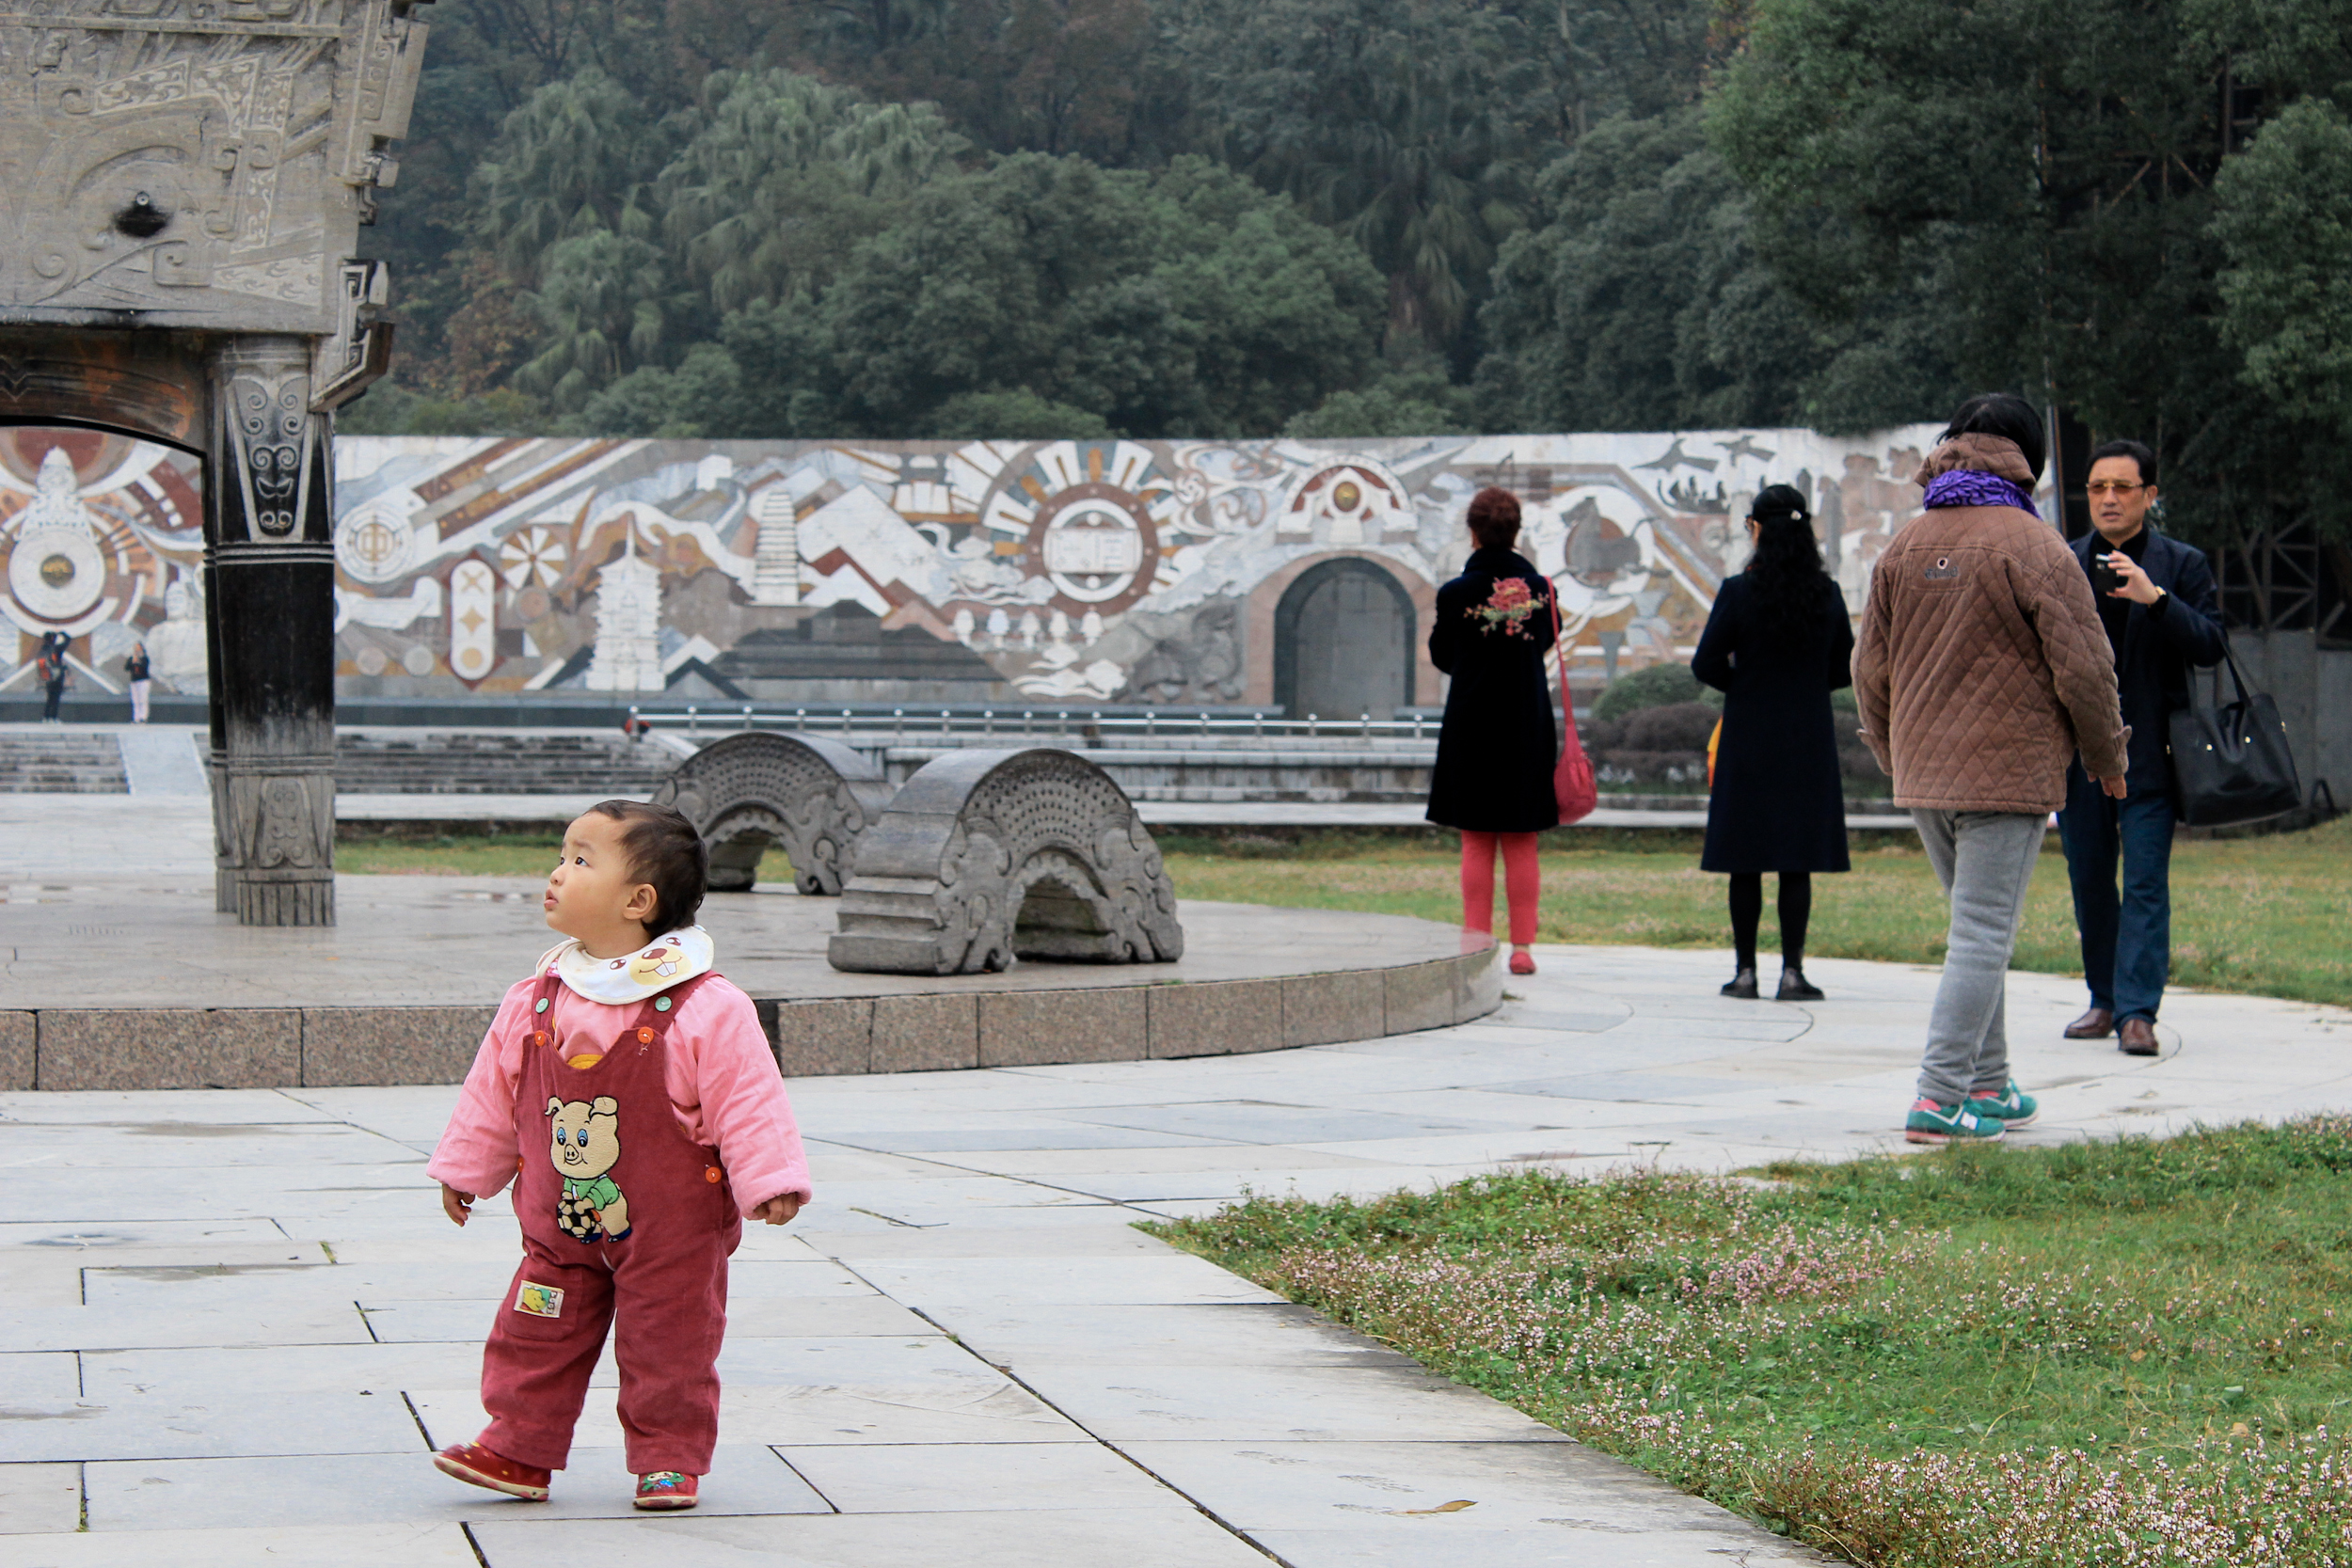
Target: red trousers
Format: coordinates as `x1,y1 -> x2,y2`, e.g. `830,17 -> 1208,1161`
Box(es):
1460,831 -> 1541,944
479,1227 -> 734,1474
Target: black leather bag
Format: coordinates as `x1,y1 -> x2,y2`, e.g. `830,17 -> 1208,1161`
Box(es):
2167,641 -> 2300,827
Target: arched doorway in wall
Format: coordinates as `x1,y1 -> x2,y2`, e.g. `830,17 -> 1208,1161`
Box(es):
1274,557 -> 1415,719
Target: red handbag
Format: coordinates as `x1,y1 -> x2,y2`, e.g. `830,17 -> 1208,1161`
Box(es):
1549,581 -> 1597,824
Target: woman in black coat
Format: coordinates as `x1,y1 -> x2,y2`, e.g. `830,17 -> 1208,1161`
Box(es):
1425,486 -> 1556,975
1691,483 -> 1852,1001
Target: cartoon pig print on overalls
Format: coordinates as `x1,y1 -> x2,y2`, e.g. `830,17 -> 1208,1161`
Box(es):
547,1095 -> 631,1242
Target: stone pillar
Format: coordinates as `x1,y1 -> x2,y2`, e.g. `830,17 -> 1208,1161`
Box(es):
204,336 -> 337,927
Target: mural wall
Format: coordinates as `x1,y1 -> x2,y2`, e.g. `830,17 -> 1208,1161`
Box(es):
3,424 -> 1982,710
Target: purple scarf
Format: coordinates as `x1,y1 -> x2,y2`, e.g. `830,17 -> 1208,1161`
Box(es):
1923,469 -> 2040,515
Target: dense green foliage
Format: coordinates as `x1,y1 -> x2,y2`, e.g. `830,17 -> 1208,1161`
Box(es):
351,0 -> 2352,546
1707,0 -> 2352,542
1153,1120 -> 2352,1565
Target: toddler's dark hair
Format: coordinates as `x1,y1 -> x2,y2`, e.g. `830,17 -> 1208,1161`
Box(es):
589,800 -> 707,938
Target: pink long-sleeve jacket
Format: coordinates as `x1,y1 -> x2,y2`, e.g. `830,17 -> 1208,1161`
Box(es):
427,971 -> 812,1217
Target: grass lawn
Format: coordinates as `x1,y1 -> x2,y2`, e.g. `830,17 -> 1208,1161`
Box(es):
1152,1121 -> 2352,1566
337,816 -> 2352,1007
1150,817 -> 2352,1009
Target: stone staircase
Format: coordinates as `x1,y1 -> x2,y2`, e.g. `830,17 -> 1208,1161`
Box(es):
0,731 -> 128,793
334,730 -> 686,795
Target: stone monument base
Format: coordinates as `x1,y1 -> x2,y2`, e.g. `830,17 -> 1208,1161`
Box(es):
0,878 -> 1499,1092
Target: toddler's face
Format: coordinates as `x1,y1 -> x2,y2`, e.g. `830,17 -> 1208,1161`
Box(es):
545,813 -> 654,954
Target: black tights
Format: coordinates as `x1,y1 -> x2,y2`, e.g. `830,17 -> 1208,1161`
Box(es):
1728,872 -> 1811,972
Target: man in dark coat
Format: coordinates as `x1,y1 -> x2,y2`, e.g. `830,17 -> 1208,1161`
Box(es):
2058,439 -> 2226,1057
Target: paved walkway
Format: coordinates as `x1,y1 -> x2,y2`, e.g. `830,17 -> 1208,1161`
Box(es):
5,945 -> 2346,1565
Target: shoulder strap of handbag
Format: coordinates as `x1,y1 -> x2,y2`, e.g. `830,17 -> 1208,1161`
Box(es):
2208,629 -> 2256,710
1548,574 -> 1573,721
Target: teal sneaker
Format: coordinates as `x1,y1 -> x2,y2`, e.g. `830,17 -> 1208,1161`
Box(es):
1904,1098 -> 2006,1145
1966,1080 -> 2038,1127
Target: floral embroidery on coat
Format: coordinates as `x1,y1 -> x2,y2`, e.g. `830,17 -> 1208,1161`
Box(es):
1466,575 -> 1544,639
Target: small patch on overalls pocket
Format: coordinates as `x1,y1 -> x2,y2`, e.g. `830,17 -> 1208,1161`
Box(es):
514,1280 -> 566,1318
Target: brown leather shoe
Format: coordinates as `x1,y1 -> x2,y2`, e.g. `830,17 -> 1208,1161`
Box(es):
2118,1017 -> 2160,1056
2063,1006 -> 2115,1039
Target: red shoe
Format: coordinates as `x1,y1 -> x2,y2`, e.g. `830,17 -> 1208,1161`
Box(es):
635,1470 -> 699,1511
433,1442 -> 550,1501
1508,951 -> 1536,975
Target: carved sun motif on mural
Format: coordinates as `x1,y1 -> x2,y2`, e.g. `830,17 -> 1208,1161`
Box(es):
500,526 -> 568,590
976,441 -> 1183,617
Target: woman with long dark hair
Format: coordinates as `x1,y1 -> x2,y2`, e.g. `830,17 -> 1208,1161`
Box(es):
1426,486 -> 1556,975
1692,483 -> 1853,999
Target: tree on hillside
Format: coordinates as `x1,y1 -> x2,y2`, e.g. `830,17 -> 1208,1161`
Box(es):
1169,0 -> 1533,363
547,153 -> 1388,437
1477,109 -> 1954,434
659,71 -> 967,312
692,0 -> 1168,164
811,152 -> 1388,435
472,68 -> 675,282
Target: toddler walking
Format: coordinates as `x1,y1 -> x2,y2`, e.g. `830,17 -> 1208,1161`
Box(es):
425,800 -> 811,1511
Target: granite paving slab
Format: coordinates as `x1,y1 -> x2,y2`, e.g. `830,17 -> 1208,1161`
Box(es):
1013,1360 -> 1573,1445
466,1508 -> 1276,1567
83,1445 -> 829,1530
771,1439 -> 1179,1513
1120,1438 -> 1829,1546
846,1255 -> 1287,1311
0,1462 -> 80,1536
937,1303 -> 1423,1369
8,1521 -> 484,1566
0,1382 -> 422,1464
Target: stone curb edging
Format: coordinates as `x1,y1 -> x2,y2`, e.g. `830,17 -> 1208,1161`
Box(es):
1,948 -> 1501,1092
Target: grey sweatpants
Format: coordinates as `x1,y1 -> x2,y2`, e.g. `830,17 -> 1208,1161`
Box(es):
1911,809 -> 2047,1105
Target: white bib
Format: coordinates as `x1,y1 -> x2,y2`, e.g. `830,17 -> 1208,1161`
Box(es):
539,926 -> 716,1005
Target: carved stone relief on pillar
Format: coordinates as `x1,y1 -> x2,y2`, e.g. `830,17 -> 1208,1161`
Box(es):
207,337 -> 338,927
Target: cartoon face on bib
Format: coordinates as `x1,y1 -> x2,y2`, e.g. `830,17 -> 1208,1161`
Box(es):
627,943 -> 685,988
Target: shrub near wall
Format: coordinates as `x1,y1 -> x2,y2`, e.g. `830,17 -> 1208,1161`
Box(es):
1581,663 -> 1886,797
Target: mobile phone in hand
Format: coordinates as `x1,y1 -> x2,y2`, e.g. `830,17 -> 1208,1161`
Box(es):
2092,552 -> 2125,596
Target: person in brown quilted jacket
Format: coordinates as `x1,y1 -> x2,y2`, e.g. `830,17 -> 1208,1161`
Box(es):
1853,392 -> 2129,1147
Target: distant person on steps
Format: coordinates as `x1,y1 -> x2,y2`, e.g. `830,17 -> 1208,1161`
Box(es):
37,631 -> 69,723
1692,483 -> 1853,1002
2057,439 -> 2223,1057
1426,486 -> 1556,976
125,641 -> 152,724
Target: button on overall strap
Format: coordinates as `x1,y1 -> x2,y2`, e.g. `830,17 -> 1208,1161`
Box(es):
621,973 -> 716,1049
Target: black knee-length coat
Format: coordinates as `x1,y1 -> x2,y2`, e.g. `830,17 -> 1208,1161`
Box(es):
1425,547 -> 1560,833
1692,572 -> 1852,874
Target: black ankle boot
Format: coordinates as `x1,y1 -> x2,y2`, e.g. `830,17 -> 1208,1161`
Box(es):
1776,966 -> 1825,1002
1720,967 -> 1759,999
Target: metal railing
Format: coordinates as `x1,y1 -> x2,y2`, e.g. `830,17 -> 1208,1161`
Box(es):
623,703 -> 1442,745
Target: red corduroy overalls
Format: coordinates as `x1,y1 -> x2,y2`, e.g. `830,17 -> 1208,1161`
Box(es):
478,971 -> 742,1475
